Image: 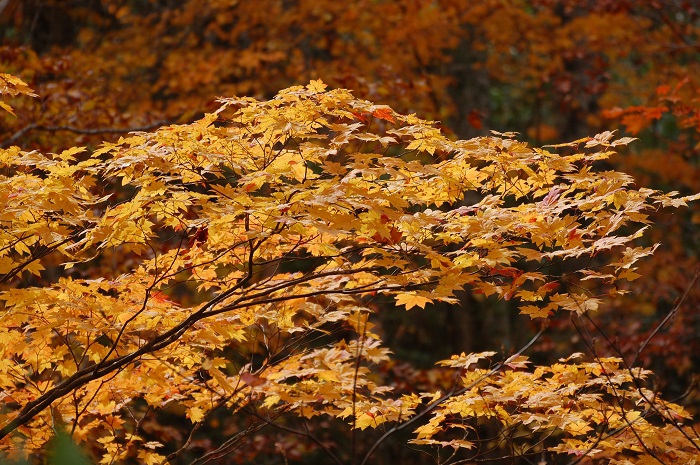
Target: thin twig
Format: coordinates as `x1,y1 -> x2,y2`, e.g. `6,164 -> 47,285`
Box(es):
631,267 -> 700,367
358,323 -> 547,465
247,411 -> 344,465
1,120 -> 173,148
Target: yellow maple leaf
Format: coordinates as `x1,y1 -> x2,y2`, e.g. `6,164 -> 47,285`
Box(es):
355,411 -> 384,430
519,303 -> 555,319
395,292 -> 433,310
306,79 -> 327,93
0,101 -> 15,116
187,406 -> 205,423
137,451 -> 166,465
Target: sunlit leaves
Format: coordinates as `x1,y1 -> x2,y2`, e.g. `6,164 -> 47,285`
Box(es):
417,354 -> 696,461
0,73 -> 37,116
0,81 -> 697,463
395,292 -> 433,310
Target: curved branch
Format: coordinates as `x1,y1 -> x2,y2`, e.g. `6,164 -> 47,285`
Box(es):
246,411 -> 344,465
631,267 -> 700,367
1,120 -> 173,148
0,266 -> 428,439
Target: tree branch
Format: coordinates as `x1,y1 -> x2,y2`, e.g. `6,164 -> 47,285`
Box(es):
631,267 -> 700,367
0,266 -> 427,440
358,323 -> 547,465
1,120 -> 173,148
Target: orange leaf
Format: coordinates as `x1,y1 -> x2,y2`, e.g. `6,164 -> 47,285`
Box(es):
467,110 -> 483,130
372,107 -> 396,123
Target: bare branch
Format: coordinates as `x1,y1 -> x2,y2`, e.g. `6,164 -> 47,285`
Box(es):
631,267 -> 700,367
1,120 -> 173,148
359,323 -> 548,465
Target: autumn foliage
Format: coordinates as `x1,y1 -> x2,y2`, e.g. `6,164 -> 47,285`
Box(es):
2,1 -> 700,464
0,77 -> 697,464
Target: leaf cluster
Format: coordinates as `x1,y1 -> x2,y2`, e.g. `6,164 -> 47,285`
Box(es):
0,80 -> 698,464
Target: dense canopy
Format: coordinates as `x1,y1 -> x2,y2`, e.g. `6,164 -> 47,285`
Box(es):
2,1 -> 700,464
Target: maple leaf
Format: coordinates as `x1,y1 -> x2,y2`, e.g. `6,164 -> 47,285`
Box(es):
395,292 -> 433,310
520,304 -> 556,319
137,451 -> 166,465
437,351 -> 497,369
0,101 -> 15,116
0,73 -> 38,116
354,411 -> 380,430
306,79 -> 328,93
187,407 -> 205,423
504,354 -> 530,370
371,106 -> 396,123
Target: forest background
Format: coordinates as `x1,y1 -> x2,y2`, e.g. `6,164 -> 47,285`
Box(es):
1,1 -> 700,464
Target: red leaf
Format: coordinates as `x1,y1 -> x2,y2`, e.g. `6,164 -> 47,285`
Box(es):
351,110 -> 369,124
467,110 -> 483,130
372,107 -> 396,123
